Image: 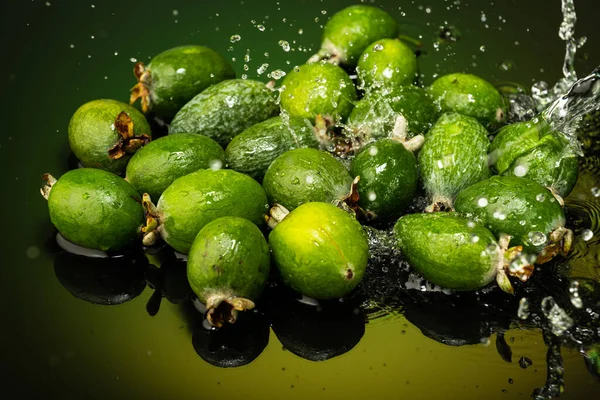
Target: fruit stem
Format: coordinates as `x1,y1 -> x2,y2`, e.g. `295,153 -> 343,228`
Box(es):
141,193 -> 160,246
107,112 -> 152,160
498,233 -> 534,293
537,226 -> 573,264
129,62 -> 151,113
40,173 -> 57,200
389,115 -> 424,152
205,294 -> 255,328
265,203 -> 291,229
307,48 -> 330,64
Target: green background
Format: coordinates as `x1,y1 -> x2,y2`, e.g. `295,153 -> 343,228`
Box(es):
1,0 -> 599,398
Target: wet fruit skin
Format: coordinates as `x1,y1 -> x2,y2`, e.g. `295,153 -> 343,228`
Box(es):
68,99 -> 151,174
394,212 -> 500,291
156,169 -> 269,254
125,133 -> 225,201
419,112 -> 491,211
429,73 -> 506,129
350,139 -> 418,220
489,119 -> 579,198
169,79 -> 279,147
187,217 -> 270,305
313,5 -> 398,67
269,202 -> 369,299
357,38 -> 418,91
262,148 -> 353,210
280,63 -> 357,122
133,45 -> 235,119
347,85 -> 439,140
46,168 -> 144,252
225,116 -> 320,182
454,176 -> 566,254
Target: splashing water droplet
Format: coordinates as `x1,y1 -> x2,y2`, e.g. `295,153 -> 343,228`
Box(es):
230,34 -> 241,43
541,296 -> 574,336
257,24 -> 266,31
278,40 -> 290,52
257,63 -> 269,75
581,229 -> 594,241
569,280 -> 584,308
518,297 -> 530,319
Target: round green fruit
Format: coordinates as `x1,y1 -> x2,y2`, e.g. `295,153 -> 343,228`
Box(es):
280,63 -> 357,122
357,38 -> 418,91
489,118 -> 579,199
349,138 -> 418,221
41,168 -> 144,252
225,115 -> 321,182
262,148 -> 353,210
394,212 -> 523,292
125,133 -> 225,201
68,99 -> 152,174
429,73 -> 506,128
169,79 -> 279,147
269,202 -> 369,299
419,113 -> 490,211
454,175 -> 572,261
187,216 -> 270,327
144,169 -> 269,254
309,5 -> 398,67
130,45 -> 235,120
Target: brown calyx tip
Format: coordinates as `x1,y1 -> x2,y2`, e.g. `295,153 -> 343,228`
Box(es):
40,173 -> 57,200
108,112 -> 151,159
141,193 -> 160,246
345,268 -> 354,280
130,62 -> 151,113
205,295 -> 255,328
336,176 -> 373,221
546,186 -> 565,207
424,196 -> 454,213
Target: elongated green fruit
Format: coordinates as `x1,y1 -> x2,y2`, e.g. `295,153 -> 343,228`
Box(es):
419,112 -> 490,211
169,79 -> 279,147
394,212 -> 525,292
41,168 -> 144,252
187,217 -> 270,327
143,169 -> 269,254
126,133 -> 225,201
68,99 -> 151,174
308,5 -> 398,67
454,175 -> 572,263
269,202 -> 369,299
225,115 -> 320,182
262,148 -> 353,210
429,73 -> 506,128
130,45 -> 235,119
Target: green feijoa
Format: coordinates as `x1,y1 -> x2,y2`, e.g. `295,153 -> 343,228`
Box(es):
429,73 -> 507,129
394,212 -> 514,291
454,176 -> 571,259
187,216 -> 270,327
130,45 -> 235,120
262,148 -> 353,210
145,169 -> 268,254
308,5 -> 398,67
169,79 -> 279,147
489,118 -> 579,199
349,139 -> 418,221
419,113 -> 490,211
225,115 -> 320,182
125,133 -> 225,201
41,168 -> 144,252
68,99 -> 152,174
357,38 -> 418,91
346,85 -> 439,141
269,202 -> 369,299
280,63 -> 357,122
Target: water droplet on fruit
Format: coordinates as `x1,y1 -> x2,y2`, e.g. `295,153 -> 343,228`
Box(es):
514,164 -> 528,177
305,175 -> 314,184
529,231 -> 547,246
536,193 -> 546,202
291,177 -> 300,185
368,192 -> 377,201
478,197 -> 488,207
209,159 -> 223,170
373,44 -> 384,51
369,146 -> 378,156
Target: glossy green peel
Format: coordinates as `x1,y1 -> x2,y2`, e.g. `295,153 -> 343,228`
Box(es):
357,38 -> 418,91
269,202 -> 369,299
42,168 -> 144,252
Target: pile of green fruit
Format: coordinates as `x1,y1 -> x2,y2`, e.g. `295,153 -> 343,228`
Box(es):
40,4 -> 581,327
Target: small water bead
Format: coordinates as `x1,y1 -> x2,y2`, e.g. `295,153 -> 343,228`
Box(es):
291,177 -> 300,185
569,280 -> 584,308
528,231 -> 547,246
278,40 -> 290,52
479,45 -> 486,52
298,29 -> 303,35
518,297 -> 530,319
368,192 -> 377,201
591,187 -> 600,197
373,44 -> 384,51
209,160 -> 223,171
513,164 -> 528,177
176,68 -> 186,74
305,176 -> 314,184
536,193 -> 546,202
519,220 -> 526,226
130,57 -> 138,63
257,63 -> 269,75
470,234 -> 480,244
269,70 -> 286,80
230,34 -> 241,43
477,197 -> 488,207
493,211 -> 506,220
257,24 -> 266,31
581,229 -> 594,241
224,96 -> 237,108
244,53 -> 251,62
369,147 -> 378,156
